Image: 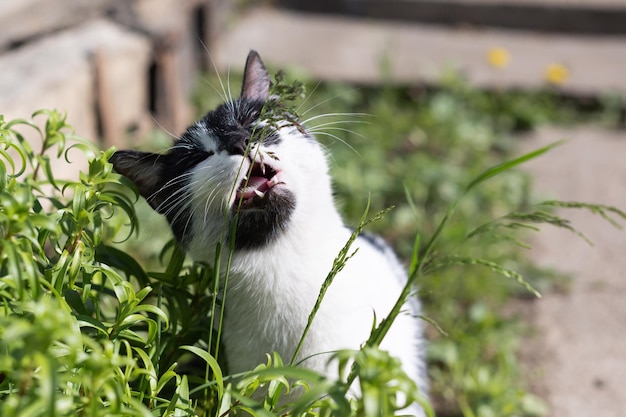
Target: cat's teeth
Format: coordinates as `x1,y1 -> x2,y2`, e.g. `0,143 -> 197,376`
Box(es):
267,175 -> 285,188
254,189 -> 265,198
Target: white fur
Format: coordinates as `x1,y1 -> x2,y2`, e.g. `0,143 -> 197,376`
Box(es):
186,123 -> 426,415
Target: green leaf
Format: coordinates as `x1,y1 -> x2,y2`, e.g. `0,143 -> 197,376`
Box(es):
76,314 -> 109,336
38,154 -> 59,190
28,213 -> 59,233
133,346 -> 158,394
463,140 -> 563,195
180,345 -> 224,397
95,244 -> 149,284
131,304 -> 169,330
164,241 -> 186,279
63,289 -> 89,315
175,375 -> 191,415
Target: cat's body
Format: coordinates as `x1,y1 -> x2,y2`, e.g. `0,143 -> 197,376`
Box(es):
111,51 -> 426,415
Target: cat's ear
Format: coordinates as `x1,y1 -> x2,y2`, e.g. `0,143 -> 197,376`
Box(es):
109,150 -> 166,210
241,50 -> 270,102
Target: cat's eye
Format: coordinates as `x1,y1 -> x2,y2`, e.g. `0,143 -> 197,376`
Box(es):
185,150 -> 214,168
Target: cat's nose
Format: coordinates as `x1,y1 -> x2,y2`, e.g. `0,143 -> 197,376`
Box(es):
223,133 -> 248,156
220,130 -> 248,156
227,140 -> 246,156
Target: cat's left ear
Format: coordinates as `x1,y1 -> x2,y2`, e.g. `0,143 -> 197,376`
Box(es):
241,50 -> 270,102
109,150 -> 167,211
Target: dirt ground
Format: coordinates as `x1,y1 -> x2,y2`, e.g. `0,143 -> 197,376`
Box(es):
520,126 -> 626,417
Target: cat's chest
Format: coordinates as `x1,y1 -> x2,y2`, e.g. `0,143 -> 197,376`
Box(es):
226,248 -> 333,313
217,232 -> 408,375
219,260 -> 323,369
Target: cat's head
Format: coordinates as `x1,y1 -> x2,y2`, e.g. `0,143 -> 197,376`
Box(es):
110,51 -> 334,253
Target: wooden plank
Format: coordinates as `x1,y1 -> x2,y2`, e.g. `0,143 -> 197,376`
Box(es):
277,0 -> 626,34
214,8 -> 626,96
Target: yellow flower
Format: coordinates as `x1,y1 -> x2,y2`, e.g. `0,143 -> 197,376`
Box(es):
545,63 -> 570,85
487,47 -> 510,68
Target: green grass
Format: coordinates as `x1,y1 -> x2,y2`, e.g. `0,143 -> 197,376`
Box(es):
0,71 -> 624,417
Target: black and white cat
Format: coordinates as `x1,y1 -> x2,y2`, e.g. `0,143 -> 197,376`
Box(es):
111,51 -> 427,415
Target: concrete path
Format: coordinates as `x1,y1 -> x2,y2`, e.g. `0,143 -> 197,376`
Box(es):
520,127 -> 626,417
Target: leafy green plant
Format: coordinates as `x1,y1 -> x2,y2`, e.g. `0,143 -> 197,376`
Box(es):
0,110 -> 158,416
1,69 -> 623,417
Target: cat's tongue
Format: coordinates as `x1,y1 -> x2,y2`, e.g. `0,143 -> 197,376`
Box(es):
237,176 -> 270,200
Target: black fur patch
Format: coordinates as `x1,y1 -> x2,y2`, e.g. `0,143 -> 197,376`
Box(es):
358,231 -> 392,254
143,149 -> 210,246
231,189 -> 296,250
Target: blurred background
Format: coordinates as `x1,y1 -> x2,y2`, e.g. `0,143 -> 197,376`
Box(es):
1,1 -> 625,416
2,0 -> 624,147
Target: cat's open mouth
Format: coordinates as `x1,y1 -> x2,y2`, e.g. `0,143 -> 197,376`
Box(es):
234,161 -> 283,209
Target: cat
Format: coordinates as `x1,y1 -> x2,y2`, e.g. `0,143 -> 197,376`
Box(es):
110,50 -> 427,415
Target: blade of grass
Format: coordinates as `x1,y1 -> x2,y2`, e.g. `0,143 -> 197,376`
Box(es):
290,199 -> 371,365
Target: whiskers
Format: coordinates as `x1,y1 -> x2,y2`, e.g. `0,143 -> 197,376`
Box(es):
150,115 -> 182,142
302,113 -> 371,158
147,162 -> 237,245
296,86 -> 372,158
150,171 -> 194,214
195,35 -> 237,114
